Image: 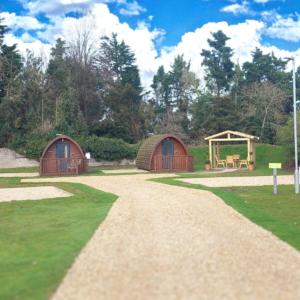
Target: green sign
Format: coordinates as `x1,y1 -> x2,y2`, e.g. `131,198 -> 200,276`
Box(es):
269,163 -> 282,169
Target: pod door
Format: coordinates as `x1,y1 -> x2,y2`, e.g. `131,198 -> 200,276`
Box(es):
56,142 -> 70,173
162,139 -> 174,169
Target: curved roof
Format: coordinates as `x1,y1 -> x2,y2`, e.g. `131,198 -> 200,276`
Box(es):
40,134 -> 85,160
136,134 -> 188,170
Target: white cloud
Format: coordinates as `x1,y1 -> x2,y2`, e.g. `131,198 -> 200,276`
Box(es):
23,0 -> 97,16
4,33 -> 52,63
3,4 -> 300,89
254,0 -> 270,3
156,20 -> 265,85
0,12 -> 45,30
28,3 -> 162,86
265,14 -> 300,42
22,0 -> 146,17
221,1 -> 251,15
74,4 -> 161,85
119,0 -> 146,16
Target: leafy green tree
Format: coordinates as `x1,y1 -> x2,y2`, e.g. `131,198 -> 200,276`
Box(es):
45,38 -> 88,136
194,95 -> 239,135
152,55 -> 199,135
243,48 -> 287,85
20,51 -> 45,132
241,81 -> 287,143
151,65 -> 172,112
201,30 -> 234,97
45,38 -> 68,125
277,112 -> 300,164
95,34 -> 144,142
0,21 -> 23,145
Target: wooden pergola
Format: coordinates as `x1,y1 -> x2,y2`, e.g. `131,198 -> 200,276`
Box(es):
205,130 -> 259,168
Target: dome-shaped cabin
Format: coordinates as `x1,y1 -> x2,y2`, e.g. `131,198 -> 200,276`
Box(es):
136,134 -> 193,172
40,135 -> 87,176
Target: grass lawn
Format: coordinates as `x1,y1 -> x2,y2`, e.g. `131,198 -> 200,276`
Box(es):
0,166 -> 39,173
189,143 -> 287,173
0,177 -> 117,300
0,166 -> 141,177
153,177 -> 300,251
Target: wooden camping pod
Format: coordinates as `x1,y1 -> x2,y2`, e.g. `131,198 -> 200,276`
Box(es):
136,134 -> 193,172
40,135 -> 88,176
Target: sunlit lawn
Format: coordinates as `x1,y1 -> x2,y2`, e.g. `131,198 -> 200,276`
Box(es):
0,178 -> 117,300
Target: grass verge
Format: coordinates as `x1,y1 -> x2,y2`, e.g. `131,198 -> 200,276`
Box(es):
153,176 -> 300,251
0,166 -> 38,173
0,178 -> 117,300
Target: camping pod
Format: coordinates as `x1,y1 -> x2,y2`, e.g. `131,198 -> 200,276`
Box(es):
136,134 -> 193,172
40,135 -> 87,176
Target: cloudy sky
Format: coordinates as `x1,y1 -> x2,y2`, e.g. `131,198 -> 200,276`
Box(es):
1,0 -> 300,87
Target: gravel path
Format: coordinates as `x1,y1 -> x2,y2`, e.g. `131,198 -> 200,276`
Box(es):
0,186 -> 72,202
102,168 -> 148,174
178,175 -> 294,187
23,174 -> 300,300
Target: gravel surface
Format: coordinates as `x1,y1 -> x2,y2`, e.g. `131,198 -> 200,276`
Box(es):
0,186 -> 72,202
23,174 -> 300,300
102,168 -> 148,174
178,175 -> 294,187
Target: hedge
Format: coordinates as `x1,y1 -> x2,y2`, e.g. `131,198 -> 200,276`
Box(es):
10,133 -> 138,162
79,136 -> 138,161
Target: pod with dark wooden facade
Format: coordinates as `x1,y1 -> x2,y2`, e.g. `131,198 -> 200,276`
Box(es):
40,135 -> 88,176
136,134 -> 193,172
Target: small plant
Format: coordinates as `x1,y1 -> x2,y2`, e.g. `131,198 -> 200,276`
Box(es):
204,159 -> 211,170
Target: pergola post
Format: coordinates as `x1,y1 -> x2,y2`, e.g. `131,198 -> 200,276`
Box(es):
209,140 -> 212,166
212,141 -> 215,168
247,139 -> 250,161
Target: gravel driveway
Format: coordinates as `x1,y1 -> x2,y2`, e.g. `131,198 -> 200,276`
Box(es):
23,174 -> 300,300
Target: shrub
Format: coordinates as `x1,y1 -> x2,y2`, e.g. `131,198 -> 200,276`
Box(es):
80,136 -> 138,161
9,132 -> 53,160
9,133 -> 138,162
277,112 -> 300,164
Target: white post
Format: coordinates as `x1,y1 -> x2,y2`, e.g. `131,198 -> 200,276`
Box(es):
292,57 -> 299,194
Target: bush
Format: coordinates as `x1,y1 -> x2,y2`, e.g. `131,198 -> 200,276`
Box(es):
9,132 -> 138,162
277,112 -> 300,164
79,136 -> 138,161
8,132 -> 53,160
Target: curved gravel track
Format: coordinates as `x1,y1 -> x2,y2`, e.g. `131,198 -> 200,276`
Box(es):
23,174 -> 300,300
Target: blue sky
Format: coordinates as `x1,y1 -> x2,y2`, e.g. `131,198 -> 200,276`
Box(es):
2,0 -> 300,50
1,0 -> 300,86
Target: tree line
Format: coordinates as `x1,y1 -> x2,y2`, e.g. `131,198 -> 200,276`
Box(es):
0,20 -> 299,156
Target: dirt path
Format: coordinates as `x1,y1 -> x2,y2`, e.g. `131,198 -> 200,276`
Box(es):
23,174 -> 300,300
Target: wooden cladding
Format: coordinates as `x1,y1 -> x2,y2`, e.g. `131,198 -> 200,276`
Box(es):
40,158 -> 87,176
153,155 -> 193,172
